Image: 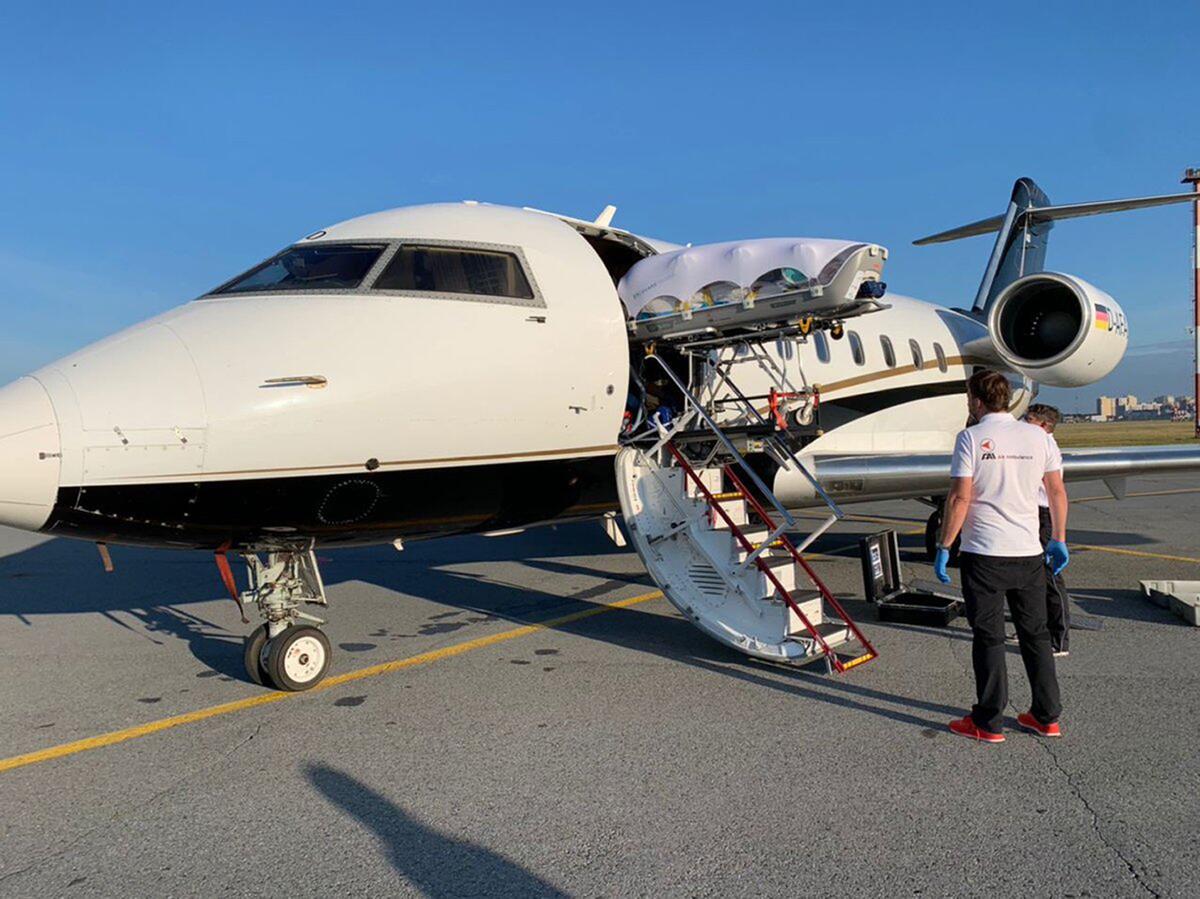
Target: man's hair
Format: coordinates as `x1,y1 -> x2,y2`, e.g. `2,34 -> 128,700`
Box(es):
967,369 -> 1011,413
1026,403 -> 1061,431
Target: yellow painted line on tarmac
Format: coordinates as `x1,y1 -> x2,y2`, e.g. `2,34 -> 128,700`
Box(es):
0,590 -> 665,776
1069,544 -> 1200,564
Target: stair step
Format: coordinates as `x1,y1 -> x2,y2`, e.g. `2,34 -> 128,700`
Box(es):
786,591 -> 826,630
817,621 -> 854,645
756,558 -> 804,596
733,526 -> 791,561
682,467 -> 723,500
709,498 -> 749,530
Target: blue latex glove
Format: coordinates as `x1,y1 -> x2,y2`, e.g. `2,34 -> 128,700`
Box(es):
933,547 -> 951,584
1046,540 -> 1069,575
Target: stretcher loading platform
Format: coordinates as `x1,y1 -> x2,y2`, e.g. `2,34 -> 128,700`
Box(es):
620,238 -> 890,344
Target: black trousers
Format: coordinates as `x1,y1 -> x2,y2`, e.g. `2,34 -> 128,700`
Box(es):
1038,506 -> 1071,652
960,552 -> 1062,732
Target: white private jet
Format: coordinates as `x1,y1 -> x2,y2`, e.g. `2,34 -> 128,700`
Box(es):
2,177 -> 1197,690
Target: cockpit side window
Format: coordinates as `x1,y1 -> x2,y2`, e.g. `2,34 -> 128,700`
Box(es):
373,244 -> 536,302
212,243 -> 386,295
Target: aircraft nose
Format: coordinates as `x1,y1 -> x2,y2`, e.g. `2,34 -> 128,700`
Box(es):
0,377 -> 61,531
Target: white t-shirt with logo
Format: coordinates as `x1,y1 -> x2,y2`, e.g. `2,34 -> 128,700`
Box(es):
950,412 -> 1063,557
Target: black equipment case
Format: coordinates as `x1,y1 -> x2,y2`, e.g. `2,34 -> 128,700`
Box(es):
859,529 -> 963,626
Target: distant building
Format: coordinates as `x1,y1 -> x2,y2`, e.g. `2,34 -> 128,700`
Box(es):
1088,394 -> 1194,422
1126,402 -> 1166,420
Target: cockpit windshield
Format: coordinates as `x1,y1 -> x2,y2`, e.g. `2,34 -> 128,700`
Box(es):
211,243 -> 386,295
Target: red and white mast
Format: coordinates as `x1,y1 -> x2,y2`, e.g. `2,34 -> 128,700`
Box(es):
1185,168 -> 1200,438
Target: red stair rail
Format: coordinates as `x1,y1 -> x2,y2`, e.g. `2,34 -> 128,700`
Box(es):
663,443 -> 876,673
723,464 -> 878,671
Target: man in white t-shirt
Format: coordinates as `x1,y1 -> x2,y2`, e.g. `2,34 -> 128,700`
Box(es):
1026,404 -> 1071,656
935,370 -> 1070,743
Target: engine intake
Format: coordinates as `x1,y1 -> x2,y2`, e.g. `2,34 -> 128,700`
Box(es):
987,272 -> 1128,388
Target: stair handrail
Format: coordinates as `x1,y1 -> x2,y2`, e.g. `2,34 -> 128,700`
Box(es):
663,442 -> 840,667
645,353 -> 797,530
704,353 -> 843,517
724,464 -> 879,670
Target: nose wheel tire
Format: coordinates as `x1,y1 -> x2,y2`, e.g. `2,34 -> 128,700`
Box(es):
266,625 -> 332,692
243,623 -> 272,686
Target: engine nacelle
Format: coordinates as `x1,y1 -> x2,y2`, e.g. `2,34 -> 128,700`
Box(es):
987,272 -> 1128,388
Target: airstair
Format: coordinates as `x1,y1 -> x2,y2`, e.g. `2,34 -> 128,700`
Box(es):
616,351 -> 878,673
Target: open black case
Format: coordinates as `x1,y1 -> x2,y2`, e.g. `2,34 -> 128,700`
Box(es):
859,530 -> 963,626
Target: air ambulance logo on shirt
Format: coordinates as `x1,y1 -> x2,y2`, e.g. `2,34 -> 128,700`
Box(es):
980,438 -> 997,460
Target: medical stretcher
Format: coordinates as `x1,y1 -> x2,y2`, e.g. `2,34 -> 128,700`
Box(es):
620,238 -> 890,343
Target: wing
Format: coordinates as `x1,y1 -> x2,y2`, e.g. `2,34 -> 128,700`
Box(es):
776,445 -> 1200,508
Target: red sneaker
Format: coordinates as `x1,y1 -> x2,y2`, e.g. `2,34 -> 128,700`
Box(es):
948,715 -> 1005,743
1018,711 -> 1062,738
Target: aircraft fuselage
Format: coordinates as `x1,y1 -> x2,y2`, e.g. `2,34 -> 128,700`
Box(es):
0,202 -> 1006,551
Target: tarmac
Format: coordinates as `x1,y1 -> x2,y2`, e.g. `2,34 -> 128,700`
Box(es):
0,474 -> 1197,897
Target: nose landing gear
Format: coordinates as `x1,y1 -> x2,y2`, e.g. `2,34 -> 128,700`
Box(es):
238,550 -> 332,691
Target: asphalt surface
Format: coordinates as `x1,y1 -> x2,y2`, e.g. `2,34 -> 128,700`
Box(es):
0,475 -> 1197,897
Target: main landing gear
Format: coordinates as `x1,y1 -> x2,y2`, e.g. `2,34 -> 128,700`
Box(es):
239,550 -> 332,691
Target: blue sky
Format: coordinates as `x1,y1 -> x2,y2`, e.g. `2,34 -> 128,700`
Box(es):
1,1 -> 1196,411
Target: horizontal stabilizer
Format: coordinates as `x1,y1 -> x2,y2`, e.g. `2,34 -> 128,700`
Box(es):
915,190 -> 1200,246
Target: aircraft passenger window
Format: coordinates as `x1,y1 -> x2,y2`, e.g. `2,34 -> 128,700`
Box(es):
880,335 -> 896,368
373,245 -> 534,300
813,331 -> 830,363
934,342 -> 948,373
848,331 -> 865,366
909,339 -> 923,370
213,243 -> 387,295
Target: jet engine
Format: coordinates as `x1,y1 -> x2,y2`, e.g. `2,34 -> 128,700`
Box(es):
986,272 -> 1128,388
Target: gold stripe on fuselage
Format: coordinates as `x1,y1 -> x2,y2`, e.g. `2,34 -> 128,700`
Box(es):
755,354 -> 988,415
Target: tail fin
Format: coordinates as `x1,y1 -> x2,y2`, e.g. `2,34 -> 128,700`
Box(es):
914,177 -> 1200,313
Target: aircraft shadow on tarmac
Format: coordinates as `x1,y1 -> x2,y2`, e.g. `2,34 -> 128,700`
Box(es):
307,764 -> 568,898
0,522 -> 1178,727
1066,587 -> 1181,625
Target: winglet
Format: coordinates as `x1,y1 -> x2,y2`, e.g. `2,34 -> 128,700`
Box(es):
594,205 -> 617,228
